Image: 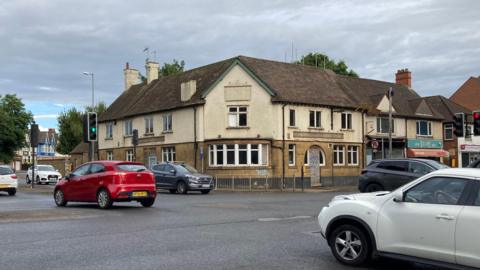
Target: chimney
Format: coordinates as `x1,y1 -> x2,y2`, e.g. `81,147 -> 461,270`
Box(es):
181,80 -> 197,101
124,62 -> 140,91
48,128 -> 55,134
145,61 -> 159,84
395,68 -> 412,88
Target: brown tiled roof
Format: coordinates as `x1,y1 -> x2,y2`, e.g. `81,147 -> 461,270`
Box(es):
424,95 -> 471,122
450,77 -> 480,111
70,142 -> 98,155
99,55 -> 445,122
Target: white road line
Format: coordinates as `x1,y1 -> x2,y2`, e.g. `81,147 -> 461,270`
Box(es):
258,216 -> 312,222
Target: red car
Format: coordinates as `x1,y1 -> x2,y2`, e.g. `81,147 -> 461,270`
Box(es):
54,161 -> 156,209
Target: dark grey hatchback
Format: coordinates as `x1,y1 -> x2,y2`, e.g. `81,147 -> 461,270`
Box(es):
151,162 -> 213,194
358,158 -> 449,192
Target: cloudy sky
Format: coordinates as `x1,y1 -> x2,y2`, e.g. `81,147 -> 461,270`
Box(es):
1,0 -> 479,130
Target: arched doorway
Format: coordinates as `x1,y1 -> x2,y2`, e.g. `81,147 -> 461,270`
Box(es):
305,145 -> 325,186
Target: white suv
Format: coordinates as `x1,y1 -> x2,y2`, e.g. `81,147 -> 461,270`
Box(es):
0,165 -> 18,196
318,168 -> 480,269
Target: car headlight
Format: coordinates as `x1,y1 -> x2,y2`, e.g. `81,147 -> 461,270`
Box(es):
186,175 -> 200,183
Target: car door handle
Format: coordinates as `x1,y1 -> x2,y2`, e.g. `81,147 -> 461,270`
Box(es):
436,214 -> 455,221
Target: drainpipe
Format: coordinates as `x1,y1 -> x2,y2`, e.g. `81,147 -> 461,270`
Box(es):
193,107 -> 198,168
361,112 -> 365,168
282,104 -> 287,188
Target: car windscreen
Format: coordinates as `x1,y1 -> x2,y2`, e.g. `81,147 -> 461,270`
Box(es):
423,160 -> 450,170
116,164 -> 148,172
0,167 -> 13,175
175,164 -> 198,174
37,165 -> 55,171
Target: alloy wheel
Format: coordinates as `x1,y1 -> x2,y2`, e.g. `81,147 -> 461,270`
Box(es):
334,230 -> 363,261
98,190 -> 109,208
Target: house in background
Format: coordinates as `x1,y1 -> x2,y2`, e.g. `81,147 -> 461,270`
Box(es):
450,76 -> 480,111
37,128 -> 58,157
424,95 -> 470,167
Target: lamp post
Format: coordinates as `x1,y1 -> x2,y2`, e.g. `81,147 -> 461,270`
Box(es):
83,72 -> 95,161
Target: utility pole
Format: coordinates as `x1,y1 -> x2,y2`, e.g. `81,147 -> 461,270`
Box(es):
388,87 -> 393,159
30,122 -> 39,189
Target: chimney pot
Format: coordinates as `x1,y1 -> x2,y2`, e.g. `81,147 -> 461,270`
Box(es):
395,68 -> 412,88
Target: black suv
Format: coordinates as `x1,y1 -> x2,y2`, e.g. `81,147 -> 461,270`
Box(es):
359,158 -> 449,192
151,162 -> 213,194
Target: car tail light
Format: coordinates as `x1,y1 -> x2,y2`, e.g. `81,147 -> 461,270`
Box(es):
11,175 -> 17,179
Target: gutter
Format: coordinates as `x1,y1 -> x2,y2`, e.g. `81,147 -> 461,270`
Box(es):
193,107 -> 198,168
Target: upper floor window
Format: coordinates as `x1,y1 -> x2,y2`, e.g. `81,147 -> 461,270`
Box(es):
163,114 -> 172,132
289,109 -> 296,127
309,111 -> 321,128
228,106 -> 248,127
124,119 -> 133,136
106,122 -> 113,139
145,116 -> 154,134
341,112 -> 352,130
416,120 -> 432,136
444,123 -> 453,140
377,117 -> 394,133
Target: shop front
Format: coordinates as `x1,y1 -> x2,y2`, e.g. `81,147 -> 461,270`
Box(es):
407,139 -> 448,162
365,136 -> 406,164
459,144 -> 480,168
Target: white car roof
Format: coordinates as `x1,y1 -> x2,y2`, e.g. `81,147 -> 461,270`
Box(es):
429,168 -> 480,179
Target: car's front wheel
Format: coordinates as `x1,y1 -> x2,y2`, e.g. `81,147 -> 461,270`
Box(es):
97,189 -> 113,209
329,224 -> 370,266
140,198 -> 155,207
365,183 -> 383,192
176,181 -> 188,194
54,189 -> 67,207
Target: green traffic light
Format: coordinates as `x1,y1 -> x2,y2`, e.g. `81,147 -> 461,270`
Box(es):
91,127 -> 96,133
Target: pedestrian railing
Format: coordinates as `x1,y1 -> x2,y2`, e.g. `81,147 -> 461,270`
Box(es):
213,176 -> 311,192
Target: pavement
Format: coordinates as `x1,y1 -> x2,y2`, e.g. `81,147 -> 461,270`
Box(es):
0,184 -> 454,270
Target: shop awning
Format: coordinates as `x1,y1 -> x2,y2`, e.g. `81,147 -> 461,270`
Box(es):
407,148 -> 449,158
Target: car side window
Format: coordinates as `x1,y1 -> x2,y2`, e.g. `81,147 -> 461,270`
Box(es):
409,162 -> 433,175
377,161 -> 408,172
90,164 -> 105,174
152,164 -> 164,171
404,177 -> 468,205
71,165 -> 90,177
165,165 -> 175,173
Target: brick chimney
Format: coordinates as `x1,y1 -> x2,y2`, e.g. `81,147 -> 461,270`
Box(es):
124,62 -> 140,91
145,61 -> 159,84
395,68 -> 412,88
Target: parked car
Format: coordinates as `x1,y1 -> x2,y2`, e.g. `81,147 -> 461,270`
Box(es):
53,161 -> 156,209
358,158 -> 449,192
152,162 -> 213,194
0,165 -> 17,196
26,165 -> 62,184
318,168 -> 480,269
468,159 -> 480,168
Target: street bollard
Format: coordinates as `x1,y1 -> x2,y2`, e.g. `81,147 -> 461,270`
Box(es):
232,176 -> 235,192
249,176 -> 252,192
293,176 -> 296,192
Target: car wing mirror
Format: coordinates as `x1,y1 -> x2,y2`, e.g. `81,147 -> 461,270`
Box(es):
393,190 -> 404,202
169,169 -> 176,175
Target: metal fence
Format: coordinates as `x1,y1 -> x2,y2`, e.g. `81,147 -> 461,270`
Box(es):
213,176 -> 312,192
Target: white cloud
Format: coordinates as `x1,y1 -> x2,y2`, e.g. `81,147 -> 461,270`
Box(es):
54,103 -> 64,107
34,114 -> 58,119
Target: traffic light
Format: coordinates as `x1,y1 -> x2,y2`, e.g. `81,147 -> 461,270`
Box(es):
132,129 -> 139,146
453,112 -> 465,137
473,111 -> 480,136
87,112 -> 97,141
30,123 -> 39,147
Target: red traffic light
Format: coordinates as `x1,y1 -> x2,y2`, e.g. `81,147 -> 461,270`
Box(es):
474,112 -> 480,120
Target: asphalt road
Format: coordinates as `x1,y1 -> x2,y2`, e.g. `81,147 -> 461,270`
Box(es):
0,189 -> 448,270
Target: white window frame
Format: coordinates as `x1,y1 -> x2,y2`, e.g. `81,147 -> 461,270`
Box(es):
288,144 -> 296,166
124,119 -> 133,136
377,117 -> 394,134
444,123 -> 453,140
416,120 -> 432,136
341,112 -> 353,130
106,122 -> 113,139
333,145 -> 345,166
106,151 -> 113,161
309,111 -> 322,128
208,144 -> 267,167
289,109 -> 296,127
347,146 -> 359,166
162,147 -> 176,162
163,114 -> 173,132
144,116 -> 154,134
126,150 -> 133,161
228,106 -> 248,127
304,149 -> 326,166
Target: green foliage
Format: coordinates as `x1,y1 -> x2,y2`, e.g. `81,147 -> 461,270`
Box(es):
0,94 -> 33,163
296,53 -> 359,77
56,102 -> 107,155
160,59 -> 185,76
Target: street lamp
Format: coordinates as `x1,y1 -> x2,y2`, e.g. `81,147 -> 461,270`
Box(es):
83,72 -> 95,161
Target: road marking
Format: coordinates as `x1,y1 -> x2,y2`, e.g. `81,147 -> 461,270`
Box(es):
258,216 -> 312,222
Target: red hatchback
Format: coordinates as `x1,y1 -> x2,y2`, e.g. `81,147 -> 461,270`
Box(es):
54,161 -> 156,209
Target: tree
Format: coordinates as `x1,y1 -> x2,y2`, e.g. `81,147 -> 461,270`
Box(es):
0,94 -> 33,163
56,102 -> 107,155
296,53 -> 359,77
160,59 -> 185,76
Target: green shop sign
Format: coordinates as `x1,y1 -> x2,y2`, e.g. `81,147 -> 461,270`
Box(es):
407,139 -> 443,149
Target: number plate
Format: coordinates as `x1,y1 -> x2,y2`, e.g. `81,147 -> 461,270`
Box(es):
202,184 -> 210,188
132,191 -> 148,197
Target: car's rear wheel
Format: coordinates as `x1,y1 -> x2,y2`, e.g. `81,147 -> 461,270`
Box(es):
54,189 -> 67,207
329,224 -> 370,266
169,189 -> 177,194
365,183 -> 383,192
140,198 -> 155,207
176,181 -> 188,194
201,190 -> 210,194
8,189 -> 16,196
97,189 -> 113,209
